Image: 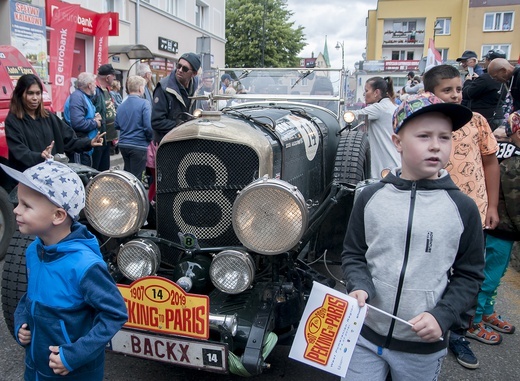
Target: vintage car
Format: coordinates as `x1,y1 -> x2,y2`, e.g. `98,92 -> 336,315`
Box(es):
2,68 -> 370,376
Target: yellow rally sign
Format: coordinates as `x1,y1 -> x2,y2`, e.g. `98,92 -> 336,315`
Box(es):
118,276 -> 209,339
303,294 -> 348,365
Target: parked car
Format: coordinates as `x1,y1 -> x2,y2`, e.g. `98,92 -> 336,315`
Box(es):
2,68 -> 370,376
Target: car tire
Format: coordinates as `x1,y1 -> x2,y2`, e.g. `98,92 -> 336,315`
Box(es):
1,230 -> 33,338
314,131 -> 371,259
0,187 -> 15,261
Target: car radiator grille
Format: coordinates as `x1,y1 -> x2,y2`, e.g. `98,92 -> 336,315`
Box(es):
156,139 -> 260,247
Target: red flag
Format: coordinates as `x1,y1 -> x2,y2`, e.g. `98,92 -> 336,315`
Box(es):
94,13 -> 111,74
425,38 -> 443,70
49,3 -> 79,112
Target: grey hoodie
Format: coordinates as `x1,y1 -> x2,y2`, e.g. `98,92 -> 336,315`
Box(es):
341,168 -> 485,354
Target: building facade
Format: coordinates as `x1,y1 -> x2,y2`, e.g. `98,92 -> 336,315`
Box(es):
0,0 -> 226,87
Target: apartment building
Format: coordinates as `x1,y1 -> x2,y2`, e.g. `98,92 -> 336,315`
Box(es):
355,0 -> 519,102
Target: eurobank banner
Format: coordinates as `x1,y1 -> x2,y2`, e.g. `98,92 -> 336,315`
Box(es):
45,0 -> 119,111
49,3 -> 79,112
9,1 -> 48,81
94,13 -> 111,74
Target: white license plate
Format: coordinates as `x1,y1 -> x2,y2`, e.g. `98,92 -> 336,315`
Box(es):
108,329 -> 228,372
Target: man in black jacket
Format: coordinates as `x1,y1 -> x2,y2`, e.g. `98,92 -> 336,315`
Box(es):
462,49 -> 508,130
151,52 -> 200,143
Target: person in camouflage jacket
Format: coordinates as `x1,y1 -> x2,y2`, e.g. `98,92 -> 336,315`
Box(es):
473,111 -> 520,336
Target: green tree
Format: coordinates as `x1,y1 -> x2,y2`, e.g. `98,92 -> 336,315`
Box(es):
225,0 -> 306,68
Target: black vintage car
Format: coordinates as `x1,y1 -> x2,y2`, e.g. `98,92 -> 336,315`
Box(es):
2,68 -> 370,376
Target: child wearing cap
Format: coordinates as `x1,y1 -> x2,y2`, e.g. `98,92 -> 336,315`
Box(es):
0,160 -> 127,381
341,93 -> 485,381
424,64 -> 502,369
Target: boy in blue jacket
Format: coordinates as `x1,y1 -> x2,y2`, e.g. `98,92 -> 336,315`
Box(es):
341,93 -> 485,381
1,160 -> 128,380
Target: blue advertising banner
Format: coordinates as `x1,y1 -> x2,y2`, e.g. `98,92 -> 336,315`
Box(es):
10,0 -> 48,81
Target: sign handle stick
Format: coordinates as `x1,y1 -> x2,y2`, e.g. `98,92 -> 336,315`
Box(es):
366,303 -> 413,327
366,303 -> 444,341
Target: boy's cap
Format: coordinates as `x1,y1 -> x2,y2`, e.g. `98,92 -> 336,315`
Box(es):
0,160 -> 85,221
393,92 -> 473,134
179,52 -> 201,72
221,74 -> 232,81
456,50 -> 478,61
98,64 -> 121,76
506,111 -> 520,136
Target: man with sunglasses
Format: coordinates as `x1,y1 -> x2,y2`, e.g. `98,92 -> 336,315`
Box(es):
151,52 -> 201,144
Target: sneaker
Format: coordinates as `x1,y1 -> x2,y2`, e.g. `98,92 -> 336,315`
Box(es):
449,336 -> 479,369
467,321 -> 503,344
483,313 -> 516,334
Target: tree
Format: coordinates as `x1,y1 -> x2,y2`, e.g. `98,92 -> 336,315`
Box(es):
225,0 -> 306,68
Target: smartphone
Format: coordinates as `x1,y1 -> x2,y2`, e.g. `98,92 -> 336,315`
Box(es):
468,66 -> 474,76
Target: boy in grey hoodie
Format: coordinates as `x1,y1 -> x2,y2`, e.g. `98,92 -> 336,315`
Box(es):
341,93 -> 485,381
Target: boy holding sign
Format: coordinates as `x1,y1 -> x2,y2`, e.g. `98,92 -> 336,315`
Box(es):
341,93 -> 485,380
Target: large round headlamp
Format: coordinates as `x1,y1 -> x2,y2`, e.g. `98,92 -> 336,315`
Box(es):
117,239 -> 161,280
85,170 -> 148,237
232,177 -> 308,255
210,250 -> 255,294
343,111 -> 356,124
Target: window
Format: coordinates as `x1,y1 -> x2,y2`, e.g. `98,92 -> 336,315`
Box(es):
195,1 -> 208,29
482,45 -> 510,59
393,21 -> 417,32
166,0 -> 178,15
484,12 -> 514,31
435,18 -> 451,35
104,0 -> 126,18
391,50 -> 415,60
438,48 -> 449,62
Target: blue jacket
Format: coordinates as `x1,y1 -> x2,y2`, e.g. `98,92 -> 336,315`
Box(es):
14,223 -> 128,380
114,95 -> 153,150
64,89 -> 98,137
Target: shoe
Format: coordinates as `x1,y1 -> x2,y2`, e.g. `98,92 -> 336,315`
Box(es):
467,321 -> 503,344
483,313 -> 516,334
449,336 -> 479,369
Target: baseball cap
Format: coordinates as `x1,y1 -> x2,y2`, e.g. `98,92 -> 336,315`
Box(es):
0,160 -> 85,221
179,52 -> 201,73
98,64 -> 121,76
221,74 -> 232,81
456,50 -> 478,61
484,49 -> 507,61
393,92 -> 473,134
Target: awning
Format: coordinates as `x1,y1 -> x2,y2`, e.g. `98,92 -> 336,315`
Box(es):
108,44 -> 154,60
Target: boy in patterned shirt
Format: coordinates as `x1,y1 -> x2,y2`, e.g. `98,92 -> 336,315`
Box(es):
424,64 -> 500,369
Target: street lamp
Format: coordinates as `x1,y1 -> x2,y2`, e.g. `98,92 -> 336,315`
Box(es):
335,41 -> 345,70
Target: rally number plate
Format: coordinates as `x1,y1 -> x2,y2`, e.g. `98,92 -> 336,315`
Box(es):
109,329 -> 228,373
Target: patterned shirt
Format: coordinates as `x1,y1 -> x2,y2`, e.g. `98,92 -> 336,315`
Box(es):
446,112 -> 499,227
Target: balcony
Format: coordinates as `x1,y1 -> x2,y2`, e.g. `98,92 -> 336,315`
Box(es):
382,30 -> 425,46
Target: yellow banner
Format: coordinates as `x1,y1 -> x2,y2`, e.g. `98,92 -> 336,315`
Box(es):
118,276 -> 209,339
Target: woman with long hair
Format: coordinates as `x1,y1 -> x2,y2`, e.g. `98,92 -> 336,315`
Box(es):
352,76 -> 401,178
5,74 -> 105,171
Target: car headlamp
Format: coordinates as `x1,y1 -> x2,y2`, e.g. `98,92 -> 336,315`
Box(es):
117,239 -> 161,281
209,250 -> 255,294
343,111 -> 356,124
85,170 -> 148,237
232,177 -> 308,255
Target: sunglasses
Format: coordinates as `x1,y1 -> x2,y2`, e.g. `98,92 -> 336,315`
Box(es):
177,63 -> 192,73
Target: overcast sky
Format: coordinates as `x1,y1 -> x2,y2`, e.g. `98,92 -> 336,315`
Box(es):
286,0 -> 379,71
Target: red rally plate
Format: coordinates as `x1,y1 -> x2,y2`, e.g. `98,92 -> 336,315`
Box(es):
117,276 -> 210,339
109,329 -> 228,373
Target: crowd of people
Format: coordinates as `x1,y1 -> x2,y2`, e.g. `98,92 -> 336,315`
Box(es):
1,48 -> 518,380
